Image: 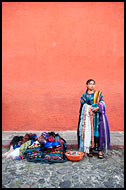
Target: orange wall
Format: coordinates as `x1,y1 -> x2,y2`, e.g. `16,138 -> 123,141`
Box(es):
2,2 -> 124,131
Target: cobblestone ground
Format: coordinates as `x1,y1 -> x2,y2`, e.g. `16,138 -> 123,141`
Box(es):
2,147 -> 124,188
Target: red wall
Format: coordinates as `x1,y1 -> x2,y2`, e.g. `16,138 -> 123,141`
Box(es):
2,2 -> 124,131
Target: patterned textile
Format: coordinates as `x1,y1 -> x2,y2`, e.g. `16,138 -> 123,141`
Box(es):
91,103 -> 99,140
100,100 -> 106,113
79,104 -> 94,153
93,110 -> 99,138
93,92 -> 101,150
19,140 -> 32,156
25,132 -> 67,163
38,135 -> 47,144
80,90 -> 104,105
26,151 -> 65,161
98,102 -> 110,154
26,152 -> 67,164
27,144 -> 41,149
40,132 -> 49,140
77,90 -> 110,152
20,133 -> 37,145
94,91 -> 101,104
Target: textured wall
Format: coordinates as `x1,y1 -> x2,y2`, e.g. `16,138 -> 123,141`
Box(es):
2,2 -> 124,131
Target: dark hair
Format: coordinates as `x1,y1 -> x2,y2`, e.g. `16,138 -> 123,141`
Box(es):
86,79 -> 95,85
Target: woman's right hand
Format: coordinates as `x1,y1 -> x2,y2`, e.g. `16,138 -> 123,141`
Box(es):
92,107 -> 99,112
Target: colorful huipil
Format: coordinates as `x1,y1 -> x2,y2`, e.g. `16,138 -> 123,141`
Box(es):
77,90 -> 110,154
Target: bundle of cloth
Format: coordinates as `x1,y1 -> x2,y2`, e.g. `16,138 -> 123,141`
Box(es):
25,132 -> 67,163
2,133 -> 37,160
78,101 -> 110,155
2,132 -> 67,163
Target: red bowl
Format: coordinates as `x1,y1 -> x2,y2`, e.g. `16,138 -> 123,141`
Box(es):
65,151 -> 84,161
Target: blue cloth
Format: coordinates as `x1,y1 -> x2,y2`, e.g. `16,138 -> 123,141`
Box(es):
91,103 -> 99,112
31,140 -> 34,144
92,103 -> 98,107
14,144 -> 21,149
80,91 -> 104,105
44,142 -> 60,148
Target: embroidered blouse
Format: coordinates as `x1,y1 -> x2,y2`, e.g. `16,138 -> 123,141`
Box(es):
80,91 -> 104,105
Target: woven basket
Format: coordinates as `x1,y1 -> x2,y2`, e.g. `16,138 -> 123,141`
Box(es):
65,151 -> 84,161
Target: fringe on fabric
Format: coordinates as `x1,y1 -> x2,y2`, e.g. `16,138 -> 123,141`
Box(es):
79,104 -> 94,153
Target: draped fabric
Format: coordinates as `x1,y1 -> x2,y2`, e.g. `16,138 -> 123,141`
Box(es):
98,102 -> 110,154
79,104 -> 94,153
77,90 -> 110,154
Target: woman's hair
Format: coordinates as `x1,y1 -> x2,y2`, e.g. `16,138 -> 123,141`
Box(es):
86,79 -> 95,85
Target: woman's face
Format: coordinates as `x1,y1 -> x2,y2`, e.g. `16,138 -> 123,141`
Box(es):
86,81 -> 95,90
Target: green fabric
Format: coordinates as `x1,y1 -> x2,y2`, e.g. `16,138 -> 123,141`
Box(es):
93,112 -> 99,138
19,140 -> 31,155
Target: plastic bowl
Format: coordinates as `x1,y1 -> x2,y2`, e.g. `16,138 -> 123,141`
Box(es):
65,151 -> 84,161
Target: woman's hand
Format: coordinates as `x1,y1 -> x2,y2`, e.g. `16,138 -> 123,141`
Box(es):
92,107 -> 99,112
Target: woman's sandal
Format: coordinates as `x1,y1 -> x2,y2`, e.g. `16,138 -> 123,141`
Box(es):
88,153 -> 93,157
98,151 -> 104,159
87,150 -> 93,157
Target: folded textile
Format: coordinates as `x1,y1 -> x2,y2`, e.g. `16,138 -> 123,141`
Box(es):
20,133 -> 37,145
43,141 -> 61,148
25,131 -> 67,163
6,147 -> 20,159
10,136 -> 23,148
19,140 -> 31,156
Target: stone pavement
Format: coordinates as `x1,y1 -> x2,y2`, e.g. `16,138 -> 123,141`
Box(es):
2,131 -> 124,188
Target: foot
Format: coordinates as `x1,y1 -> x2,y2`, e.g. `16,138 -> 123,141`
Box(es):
85,152 -> 87,157
87,150 -> 93,157
98,151 -> 104,159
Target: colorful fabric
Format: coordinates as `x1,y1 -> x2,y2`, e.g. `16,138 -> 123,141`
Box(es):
48,136 -> 55,142
93,111 -> 99,138
98,102 -> 110,154
79,104 -> 94,153
38,135 -> 47,144
42,141 -> 61,148
38,132 -> 56,144
14,144 -> 21,149
20,133 -> 37,145
25,132 -> 67,163
40,132 -> 49,141
91,103 -> 99,139
100,100 -> 106,113
94,91 -> 100,104
27,144 -> 41,149
10,136 -> 23,148
80,90 -> 104,105
78,90 -> 110,152
26,151 -> 67,164
19,140 -> 32,155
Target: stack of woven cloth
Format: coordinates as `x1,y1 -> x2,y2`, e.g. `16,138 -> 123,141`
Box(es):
25,132 -> 67,163
5,131 -> 67,163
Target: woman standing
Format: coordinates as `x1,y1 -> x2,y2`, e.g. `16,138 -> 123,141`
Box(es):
77,79 -> 110,159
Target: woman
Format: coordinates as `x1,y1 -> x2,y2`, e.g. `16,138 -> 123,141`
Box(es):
77,79 -> 110,159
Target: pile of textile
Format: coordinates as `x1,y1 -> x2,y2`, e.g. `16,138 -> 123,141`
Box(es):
3,132 -> 67,163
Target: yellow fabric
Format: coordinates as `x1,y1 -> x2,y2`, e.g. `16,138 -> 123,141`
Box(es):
94,91 -> 100,104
